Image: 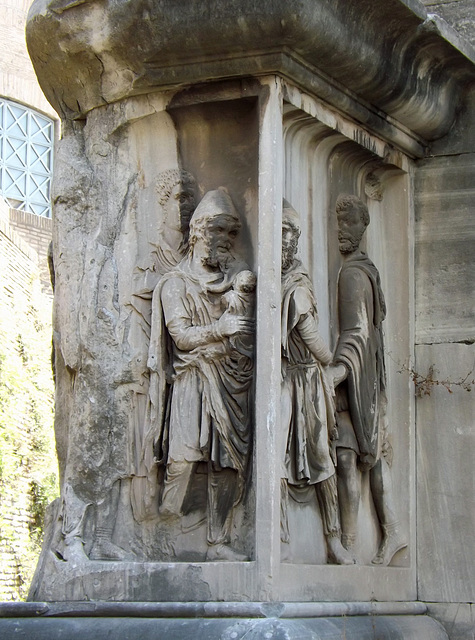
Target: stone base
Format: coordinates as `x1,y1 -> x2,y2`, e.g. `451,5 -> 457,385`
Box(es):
0,602 -> 448,639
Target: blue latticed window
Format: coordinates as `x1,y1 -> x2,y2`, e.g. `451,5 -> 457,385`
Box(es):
0,98 -> 54,218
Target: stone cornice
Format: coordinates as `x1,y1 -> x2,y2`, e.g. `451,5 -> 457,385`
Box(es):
26,0 -> 475,145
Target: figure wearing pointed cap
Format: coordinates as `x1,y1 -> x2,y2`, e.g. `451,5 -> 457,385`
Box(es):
146,188 -> 254,560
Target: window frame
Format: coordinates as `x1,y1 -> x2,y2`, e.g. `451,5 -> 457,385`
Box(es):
0,98 -> 54,218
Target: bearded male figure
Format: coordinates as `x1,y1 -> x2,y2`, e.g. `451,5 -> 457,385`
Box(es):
280,201 -> 353,565
146,188 -> 254,561
330,194 -> 407,565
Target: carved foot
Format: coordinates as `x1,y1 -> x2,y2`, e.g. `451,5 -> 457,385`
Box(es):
341,533 -> 359,563
158,504 -> 182,524
155,526 -> 177,558
371,523 -> 407,566
281,541 -> 291,562
62,536 -> 89,564
206,543 -> 248,562
341,533 -> 357,552
89,539 -> 134,561
327,536 -> 356,565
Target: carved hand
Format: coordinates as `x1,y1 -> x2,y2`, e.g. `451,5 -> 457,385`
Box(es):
328,363 -> 348,387
217,314 -> 255,337
322,366 -> 336,397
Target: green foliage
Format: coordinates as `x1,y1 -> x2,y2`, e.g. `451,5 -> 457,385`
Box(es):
0,260 -> 58,600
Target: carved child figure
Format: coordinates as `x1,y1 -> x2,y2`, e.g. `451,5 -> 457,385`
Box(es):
222,270 -> 256,317
146,188 -> 254,561
221,270 -> 256,357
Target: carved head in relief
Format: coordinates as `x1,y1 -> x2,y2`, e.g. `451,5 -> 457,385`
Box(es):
233,269 -> 257,294
282,199 -> 301,273
156,169 -> 197,244
189,188 -> 241,270
336,194 -> 370,254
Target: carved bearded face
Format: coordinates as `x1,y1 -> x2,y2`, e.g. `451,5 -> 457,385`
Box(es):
282,221 -> 299,273
337,207 -> 367,254
189,189 -> 241,270
201,214 -> 240,270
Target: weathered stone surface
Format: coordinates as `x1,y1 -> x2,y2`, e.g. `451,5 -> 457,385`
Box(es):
1,601 -> 449,639
24,66 -> 417,602
416,343 -> 475,604
427,602 -> 475,640
8,616 -> 457,640
282,97 -> 415,578
422,0 -> 475,46
26,0 -> 475,141
0,615 -> 450,640
29,89 -> 259,571
412,13 -> 475,632
0,600 -> 430,618
415,151 -> 475,344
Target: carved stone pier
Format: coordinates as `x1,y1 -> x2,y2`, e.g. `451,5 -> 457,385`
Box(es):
2,0 -> 472,637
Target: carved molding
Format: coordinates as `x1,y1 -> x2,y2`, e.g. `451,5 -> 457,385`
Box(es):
27,0 -> 475,143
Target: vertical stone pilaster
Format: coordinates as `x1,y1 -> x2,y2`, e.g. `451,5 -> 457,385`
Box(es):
255,77 -> 284,600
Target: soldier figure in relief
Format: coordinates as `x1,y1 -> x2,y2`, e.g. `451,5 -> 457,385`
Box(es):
330,194 -> 407,566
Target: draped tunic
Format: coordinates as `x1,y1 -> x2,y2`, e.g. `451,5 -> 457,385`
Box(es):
144,255 -> 253,500
334,252 -> 387,468
281,262 -> 336,486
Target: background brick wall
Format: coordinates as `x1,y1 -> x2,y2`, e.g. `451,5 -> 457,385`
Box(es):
0,201 -> 54,600
0,0 -> 56,600
8,208 -> 52,294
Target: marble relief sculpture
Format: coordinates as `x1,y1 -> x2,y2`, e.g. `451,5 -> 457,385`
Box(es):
128,169 -> 198,525
48,180 -> 406,568
153,169 -> 197,272
280,201 -> 354,565
55,170 -> 200,563
131,168 -> 198,329
329,194 -> 407,566
145,188 -> 255,561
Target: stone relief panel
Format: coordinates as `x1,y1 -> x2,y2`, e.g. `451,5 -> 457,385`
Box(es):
145,188 -> 255,562
30,84 -> 412,605
280,201 -> 354,566
128,168 -> 198,528
281,102 -> 411,567
329,194 -> 407,566
34,94 -> 258,577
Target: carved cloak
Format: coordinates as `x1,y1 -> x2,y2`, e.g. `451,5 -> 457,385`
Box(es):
144,256 -> 253,503
334,252 -> 387,467
281,262 -> 336,486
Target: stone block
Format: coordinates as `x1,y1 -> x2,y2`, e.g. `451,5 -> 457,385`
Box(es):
424,1 -> 475,46
416,343 -> 475,603
428,603 -> 475,640
0,603 -> 450,640
415,153 -> 475,343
